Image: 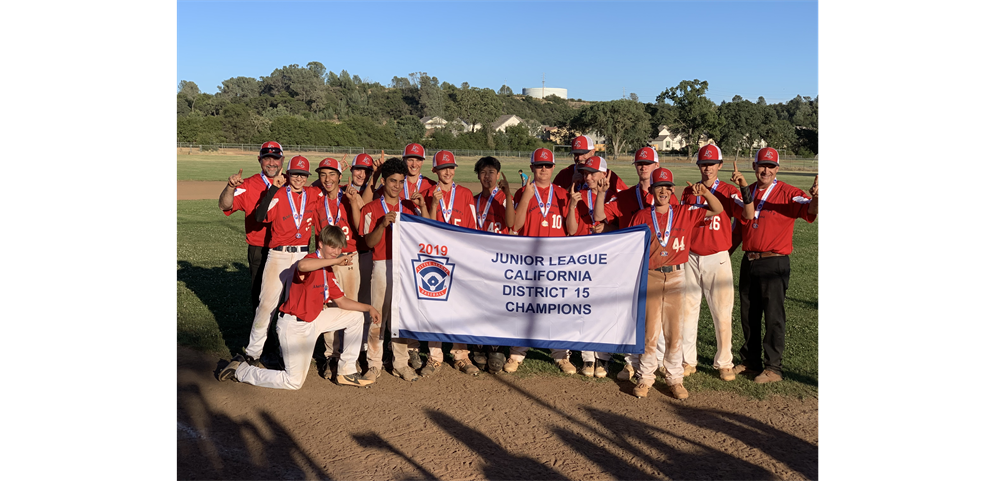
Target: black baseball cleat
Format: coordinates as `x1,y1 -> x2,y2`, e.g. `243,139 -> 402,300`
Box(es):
487,351 -> 506,373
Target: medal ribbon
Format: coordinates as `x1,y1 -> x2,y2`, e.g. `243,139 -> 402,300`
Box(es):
261,171 -> 272,189
533,184 -> 553,219
696,179 -> 720,204
380,195 -> 395,229
403,175 -> 423,200
477,186 -> 499,228
751,179 -> 778,220
651,206 -> 674,256
438,183 -> 458,224
316,250 -> 329,302
324,190 -> 342,227
286,186 -> 306,233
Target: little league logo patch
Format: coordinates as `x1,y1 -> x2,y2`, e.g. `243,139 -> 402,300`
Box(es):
411,254 -> 456,301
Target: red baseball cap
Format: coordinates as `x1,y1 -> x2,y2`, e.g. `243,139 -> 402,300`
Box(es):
403,143 -> 426,160
650,168 -> 675,187
259,141 -> 284,160
633,147 -> 659,164
432,150 -> 458,170
755,147 -> 779,166
351,153 -> 374,170
577,156 -> 607,174
287,155 -> 311,176
571,135 -> 594,154
316,158 -> 342,174
530,148 -> 555,166
696,144 -> 723,165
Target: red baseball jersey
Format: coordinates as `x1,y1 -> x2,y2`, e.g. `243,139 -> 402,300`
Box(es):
552,164 -> 628,200
430,184 -> 478,229
631,205 -> 706,269
513,184 -> 570,237
314,188 -> 358,253
740,180 -> 816,255
604,184 -> 678,229
474,187 -> 510,234
278,252 -> 347,322
262,186 -> 318,247
373,175 -> 437,202
569,188 -> 606,236
679,180 -> 746,256
360,197 -> 418,261
339,182 -> 370,252
222,173 -> 277,248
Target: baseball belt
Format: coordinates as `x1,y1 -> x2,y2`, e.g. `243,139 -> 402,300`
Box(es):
652,264 -> 683,273
745,251 -> 786,261
271,245 -> 309,253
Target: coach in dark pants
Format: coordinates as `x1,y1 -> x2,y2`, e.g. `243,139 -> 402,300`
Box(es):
219,141 -> 286,310
734,148 -> 818,383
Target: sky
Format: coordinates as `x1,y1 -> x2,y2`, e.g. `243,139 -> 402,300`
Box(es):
177,0 -> 818,104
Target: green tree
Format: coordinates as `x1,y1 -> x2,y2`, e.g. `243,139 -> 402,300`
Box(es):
657,79 -> 722,161
717,98 -> 761,161
572,99 -> 652,161
499,84 -> 513,96
218,76 -> 260,102
394,115 -> 426,144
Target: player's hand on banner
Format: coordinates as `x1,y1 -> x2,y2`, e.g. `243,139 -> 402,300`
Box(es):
384,211 -> 398,225
809,175 -> 818,198
272,172 -> 287,188
592,222 -> 605,234
227,169 -> 244,188
731,160 -> 749,187
568,183 -> 581,206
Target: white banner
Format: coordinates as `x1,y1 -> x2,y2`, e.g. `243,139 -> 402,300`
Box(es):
391,214 -> 650,353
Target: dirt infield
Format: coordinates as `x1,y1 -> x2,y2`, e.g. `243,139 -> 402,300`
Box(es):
179,181 -> 227,201
178,347 -> 818,480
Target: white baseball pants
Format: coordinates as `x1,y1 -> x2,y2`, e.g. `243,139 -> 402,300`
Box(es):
245,247 -> 308,359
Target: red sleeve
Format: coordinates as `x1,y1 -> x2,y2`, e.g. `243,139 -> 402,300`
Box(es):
787,185 -> 817,223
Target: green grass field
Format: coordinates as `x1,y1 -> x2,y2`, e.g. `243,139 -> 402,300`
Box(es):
177,154 -> 818,399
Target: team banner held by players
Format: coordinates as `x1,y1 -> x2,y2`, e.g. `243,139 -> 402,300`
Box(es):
391,214 -> 651,353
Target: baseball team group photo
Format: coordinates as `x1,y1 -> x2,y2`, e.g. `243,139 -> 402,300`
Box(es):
177,1 -> 819,479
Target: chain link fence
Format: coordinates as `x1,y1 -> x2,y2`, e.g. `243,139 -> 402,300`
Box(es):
176,143 -> 817,171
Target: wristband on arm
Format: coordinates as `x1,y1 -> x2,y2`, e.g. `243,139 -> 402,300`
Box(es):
740,186 -> 753,204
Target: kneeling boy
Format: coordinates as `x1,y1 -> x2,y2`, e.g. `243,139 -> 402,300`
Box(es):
219,225 -> 381,390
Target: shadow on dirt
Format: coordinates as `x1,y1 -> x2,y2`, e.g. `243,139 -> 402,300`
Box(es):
177,381 -> 329,480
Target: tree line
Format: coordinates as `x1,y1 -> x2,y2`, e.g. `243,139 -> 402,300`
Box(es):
177,62 -> 818,158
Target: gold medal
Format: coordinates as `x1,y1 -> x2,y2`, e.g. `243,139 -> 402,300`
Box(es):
541,220 -> 549,227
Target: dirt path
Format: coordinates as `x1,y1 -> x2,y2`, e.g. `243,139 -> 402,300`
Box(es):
178,347 -> 817,480
179,181 -> 227,201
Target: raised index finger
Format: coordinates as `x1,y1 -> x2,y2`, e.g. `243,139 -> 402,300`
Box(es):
237,168 -> 243,177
